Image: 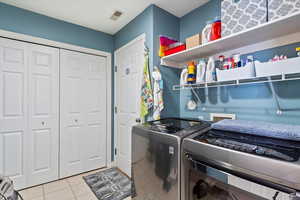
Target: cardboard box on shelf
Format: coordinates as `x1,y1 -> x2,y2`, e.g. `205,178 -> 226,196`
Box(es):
186,34 -> 202,49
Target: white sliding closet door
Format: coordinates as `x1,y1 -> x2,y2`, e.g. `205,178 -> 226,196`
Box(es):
84,54 -> 107,171
0,38 -> 59,189
0,38 -> 29,189
60,50 -> 107,178
27,44 -> 59,186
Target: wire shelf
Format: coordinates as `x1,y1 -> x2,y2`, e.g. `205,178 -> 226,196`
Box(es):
173,73 -> 300,90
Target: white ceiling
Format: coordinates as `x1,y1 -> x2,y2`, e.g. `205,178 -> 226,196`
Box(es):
0,0 -> 209,35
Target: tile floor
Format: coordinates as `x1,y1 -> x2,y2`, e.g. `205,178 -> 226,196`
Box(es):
19,168 -> 132,200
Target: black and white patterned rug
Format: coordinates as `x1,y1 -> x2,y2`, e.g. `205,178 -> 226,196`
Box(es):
83,168 -> 134,200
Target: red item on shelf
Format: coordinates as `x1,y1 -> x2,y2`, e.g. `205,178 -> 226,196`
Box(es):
164,44 -> 186,56
210,20 -> 221,41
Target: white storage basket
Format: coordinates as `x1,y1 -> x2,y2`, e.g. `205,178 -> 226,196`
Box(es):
216,63 -> 256,82
255,57 -> 300,77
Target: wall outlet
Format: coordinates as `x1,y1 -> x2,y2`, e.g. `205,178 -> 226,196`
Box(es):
210,113 -> 236,122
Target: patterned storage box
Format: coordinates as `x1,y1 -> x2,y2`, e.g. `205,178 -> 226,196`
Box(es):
268,0 -> 300,21
221,0 -> 268,37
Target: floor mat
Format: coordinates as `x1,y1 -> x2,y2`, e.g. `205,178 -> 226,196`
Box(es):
83,168 -> 134,200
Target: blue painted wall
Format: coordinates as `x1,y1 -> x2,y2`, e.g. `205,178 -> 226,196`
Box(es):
0,2 -> 114,53
114,5 -> 154,68
153,6 -> 181,118
179,0 -> 300,125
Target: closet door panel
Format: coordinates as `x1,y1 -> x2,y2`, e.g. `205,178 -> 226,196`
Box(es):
84,55 -> 107,170
28,44 -> 59,186
60,50 -> 86,178
0,38 -> 28,189
60,50 -> 107,178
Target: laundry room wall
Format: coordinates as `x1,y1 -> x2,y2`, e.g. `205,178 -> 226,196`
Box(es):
114,5 -> 154,68
179,0 -> 300,125
0,2 -> 114,52
153,6 -> 181,118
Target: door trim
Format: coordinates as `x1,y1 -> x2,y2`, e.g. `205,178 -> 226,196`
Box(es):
113,33 -> 146,164
0,28 -> 113,167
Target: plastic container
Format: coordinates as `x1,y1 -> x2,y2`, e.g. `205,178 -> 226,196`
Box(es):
255,57 -> 300,77
206,56 -> 216,82
196,60 -> 206,83
164,44 -> 186,56
216,62 -> 255,81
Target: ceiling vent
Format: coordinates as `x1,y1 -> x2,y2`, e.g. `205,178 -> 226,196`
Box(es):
110,11 -> 123,21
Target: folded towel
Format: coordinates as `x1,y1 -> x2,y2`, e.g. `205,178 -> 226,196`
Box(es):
211,119 -> 300,141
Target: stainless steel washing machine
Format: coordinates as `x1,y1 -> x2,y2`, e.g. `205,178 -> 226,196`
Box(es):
131,118 -> 210,200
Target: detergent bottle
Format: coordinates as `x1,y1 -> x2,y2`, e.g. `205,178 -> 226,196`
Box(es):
196,59 -> 206,83
187,61 -> 196,84
205,56 -> 216,82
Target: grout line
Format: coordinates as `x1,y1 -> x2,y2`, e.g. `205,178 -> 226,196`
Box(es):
67,177 -> 78,200
42,183 -> 45,200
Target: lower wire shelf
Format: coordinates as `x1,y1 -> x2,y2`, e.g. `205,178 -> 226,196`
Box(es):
173,73 -> 300,90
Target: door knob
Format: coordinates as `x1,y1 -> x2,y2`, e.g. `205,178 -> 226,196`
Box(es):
41,121 -> 45,126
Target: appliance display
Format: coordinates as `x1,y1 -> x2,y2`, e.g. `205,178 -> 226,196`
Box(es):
132,118 -> 210,200
182,128 -> 300,200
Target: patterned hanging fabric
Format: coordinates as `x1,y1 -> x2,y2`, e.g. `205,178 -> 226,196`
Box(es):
140,47 -> 153,122
152,66 -> 164,120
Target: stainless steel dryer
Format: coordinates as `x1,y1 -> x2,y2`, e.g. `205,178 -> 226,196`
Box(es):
131,118 -> 210,200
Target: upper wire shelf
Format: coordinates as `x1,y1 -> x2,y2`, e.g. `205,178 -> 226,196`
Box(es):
173,73 -> 300,90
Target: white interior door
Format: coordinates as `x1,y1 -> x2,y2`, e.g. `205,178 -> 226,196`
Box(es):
27,44 -> 59,186
0,38 -> 29,189
115,35 -> 145,177
60,50 -> 107,178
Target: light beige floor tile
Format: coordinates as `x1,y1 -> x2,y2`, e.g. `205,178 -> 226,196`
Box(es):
43,179 -> 70,194
18,168 -> 129,200
19,185 -> 44,200
44,188 -> 74,200
76,192 -> 98,200
66,175 -> 86,186
70,183 -> 91,197
30,196 -> 44,200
